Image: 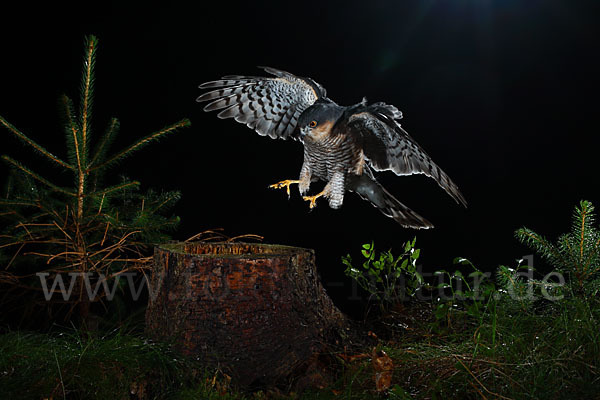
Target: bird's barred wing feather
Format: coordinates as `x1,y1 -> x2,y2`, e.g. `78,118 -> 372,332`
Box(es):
346,103 -> 467,207
197,66 -> 325,140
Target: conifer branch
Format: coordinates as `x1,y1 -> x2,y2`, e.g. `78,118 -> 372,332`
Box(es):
0,200 -> 38,208
1,156 -> 75,197
60,95 -> 82,168
61,95 -> 84,177
61,93 -> 86,220
89,119 -> 191,172
580,204 -> 587,261
0,34 -> 188,323
149,192 -> 182,213
561,235 -> 581,277
90,181 -> 140,198
517,200 -> 600,293
515,228 -> 565,267
0,115 -> 73,171
80,35 -> 98,165
584,236 -> 600,275
89,117 -> 119,167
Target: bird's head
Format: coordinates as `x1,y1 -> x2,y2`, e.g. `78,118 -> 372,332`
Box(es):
299,102 -> 345,142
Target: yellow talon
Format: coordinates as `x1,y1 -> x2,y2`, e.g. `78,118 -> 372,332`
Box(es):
269,179 -> 300,197
303,190 -> 327,209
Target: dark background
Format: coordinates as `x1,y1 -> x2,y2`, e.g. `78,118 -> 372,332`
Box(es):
1,0 -> 599,304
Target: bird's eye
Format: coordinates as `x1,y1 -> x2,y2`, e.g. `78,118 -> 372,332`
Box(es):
309,120 -> 318,128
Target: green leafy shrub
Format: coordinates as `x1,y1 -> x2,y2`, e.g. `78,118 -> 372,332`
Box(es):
342,238 -> 423,309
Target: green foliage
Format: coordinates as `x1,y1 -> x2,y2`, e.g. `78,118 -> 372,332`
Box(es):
4,211 -> 600,400
471,295 -> 600,399
430,258 -> 496,329
410,266 -> 599,398
0,330 -> 195,400
494,260 -> 565,315
0,35 -> 190,324
342,238 -> 423,309
515,200 -> 600,294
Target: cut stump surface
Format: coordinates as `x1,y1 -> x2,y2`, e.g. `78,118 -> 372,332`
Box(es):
145,242 -> 345,386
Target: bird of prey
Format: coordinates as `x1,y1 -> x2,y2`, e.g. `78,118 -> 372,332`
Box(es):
197,67 -> 466,228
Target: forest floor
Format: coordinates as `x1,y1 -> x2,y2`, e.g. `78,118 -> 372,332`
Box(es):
2,294 -> 599,400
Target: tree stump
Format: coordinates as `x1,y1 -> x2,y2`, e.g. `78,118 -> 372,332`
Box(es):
145,242 -> 345,386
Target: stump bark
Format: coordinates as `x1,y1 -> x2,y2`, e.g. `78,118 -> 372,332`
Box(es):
145,242 -> 345,386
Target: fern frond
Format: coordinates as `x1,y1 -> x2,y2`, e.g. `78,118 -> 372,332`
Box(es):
0,115 -> 73,171
89,119 -> 191,172
1,156 -> 75,197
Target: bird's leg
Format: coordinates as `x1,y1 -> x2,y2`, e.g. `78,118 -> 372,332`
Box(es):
303,186 -> 330,209
269,160 -> 312,198
298,161 -> 311,195
303,171 -> 345,210
326,170 -> 345,209
269,179 -> 300,198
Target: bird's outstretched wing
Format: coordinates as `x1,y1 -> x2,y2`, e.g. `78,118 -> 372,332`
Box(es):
197,66 -> 326,140
343,102 -> 467,207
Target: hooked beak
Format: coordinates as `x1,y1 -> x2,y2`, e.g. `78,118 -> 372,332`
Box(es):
300,126 -> 309,136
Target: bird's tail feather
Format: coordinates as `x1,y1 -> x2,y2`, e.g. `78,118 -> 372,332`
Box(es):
351,175 -> 433,229
376,185 -> 434,229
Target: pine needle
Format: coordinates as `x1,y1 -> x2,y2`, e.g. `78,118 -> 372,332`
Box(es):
1,156 -> 75,197
0,115 -> 73,170
89,119 -> 191,172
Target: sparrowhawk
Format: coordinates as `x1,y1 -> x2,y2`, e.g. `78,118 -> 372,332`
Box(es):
197,67 -> 466,228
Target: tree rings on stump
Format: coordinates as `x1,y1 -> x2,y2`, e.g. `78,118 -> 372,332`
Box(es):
145,242 -> 345,386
